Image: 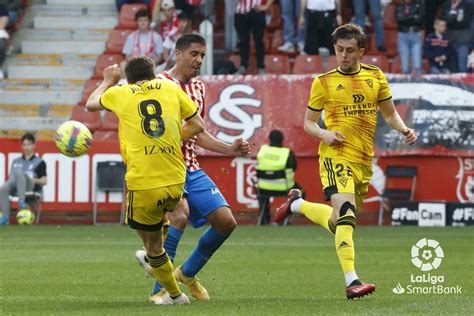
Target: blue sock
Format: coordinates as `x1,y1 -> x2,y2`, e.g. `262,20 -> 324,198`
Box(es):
151,226 -> 184,295
181,227 -> 229,278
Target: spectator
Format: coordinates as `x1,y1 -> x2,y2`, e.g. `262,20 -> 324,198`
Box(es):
151,0 -> 179,39
440,0 -> 473,72
116,0 -> 150,12
424,0 -> 447,34
424,18 -> 451,74
0,133 -> 47,225
396,0 -> 424,74
278,0 -> 305,53
299,0 -> 342,55
161,11 -> 193,69
122,9 -> 164,66
234,0 -> 273,75
0,0 -> 21,27
353,0 -> 386,51
255,130 -> 302,225
0,4 -> 8,80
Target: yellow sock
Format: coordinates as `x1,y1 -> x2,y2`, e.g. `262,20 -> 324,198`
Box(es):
335,215 -> 357,274
147,252 -> 181,297
300,201 -> 335,234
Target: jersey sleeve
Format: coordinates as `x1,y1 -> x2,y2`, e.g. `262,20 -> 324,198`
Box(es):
35,161 -> 47,178
99,86 -> 121,112
177,87 -> 198,121
308,77 -> 325,111
377,70 -> 392,103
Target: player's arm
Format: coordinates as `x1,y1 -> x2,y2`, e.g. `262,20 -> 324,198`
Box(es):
31,161 -> 47,186
195,132 -> 251,157
86,64 -> 121,112
379,99 -> 417,145
305,77 -> 344,146
182,114 -> 205,140
304,109 -> 344,146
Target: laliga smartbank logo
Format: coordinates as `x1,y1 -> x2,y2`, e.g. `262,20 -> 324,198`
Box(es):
392,238 -> 462,295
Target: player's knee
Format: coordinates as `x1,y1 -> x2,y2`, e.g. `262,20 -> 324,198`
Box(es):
14,168 -> 25,177
339,201 -> 356,217
169,212 -> 187,230
214,214 -> 237,235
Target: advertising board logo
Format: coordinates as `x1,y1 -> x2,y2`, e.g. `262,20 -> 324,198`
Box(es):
208,84 -> 263,143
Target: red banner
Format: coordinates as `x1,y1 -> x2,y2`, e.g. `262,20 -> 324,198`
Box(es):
199,74 -> 474,157
1,74 -> 473,219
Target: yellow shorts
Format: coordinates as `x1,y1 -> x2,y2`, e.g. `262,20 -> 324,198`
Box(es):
125,183 -> 184,232
319,157 -> 373,209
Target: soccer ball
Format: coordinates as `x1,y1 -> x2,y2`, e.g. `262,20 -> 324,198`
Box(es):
17,209 -> 36,225
55,120 -> 93,157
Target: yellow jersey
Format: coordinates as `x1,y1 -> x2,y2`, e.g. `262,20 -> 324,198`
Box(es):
308,63 -> 392,165
100,79 -> 198,190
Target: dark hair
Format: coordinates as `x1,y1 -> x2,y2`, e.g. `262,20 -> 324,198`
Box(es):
175,33 -> 206,51
21,132 -> 35,144
125,56 -> 156,84
269,130 -> 283,147
177,11 -> 190,21
135,8 -> 151,21
331,23 -> 366,49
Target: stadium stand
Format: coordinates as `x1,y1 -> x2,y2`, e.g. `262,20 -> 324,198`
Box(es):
360,54 -> 390,72
116,3 -> 147,29
70,106 -> 101,133
99,111 -> 119,131
105,29 -> 132,54
292,55 -> 324,74
92,54 -> 124,79
264,55 -> 291,74
0,0 -> 118,139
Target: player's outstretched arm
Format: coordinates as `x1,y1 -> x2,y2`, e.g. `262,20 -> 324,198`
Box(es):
379,99 -> 417,145
195,132 -> 251,157
304,109 -> 345,146
182,113 -> 205,140
86,64 -> 120,112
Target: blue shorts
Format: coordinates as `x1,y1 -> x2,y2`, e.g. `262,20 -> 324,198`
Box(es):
184,169 -> 229,228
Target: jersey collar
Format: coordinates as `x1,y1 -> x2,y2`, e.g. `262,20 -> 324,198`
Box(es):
337,64 -> 361,75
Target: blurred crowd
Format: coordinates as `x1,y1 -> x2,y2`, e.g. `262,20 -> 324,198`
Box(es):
0,0 -> 473,79
231,0 -> 474,74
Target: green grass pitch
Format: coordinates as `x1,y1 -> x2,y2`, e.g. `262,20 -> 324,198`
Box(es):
1,225 -> 472,315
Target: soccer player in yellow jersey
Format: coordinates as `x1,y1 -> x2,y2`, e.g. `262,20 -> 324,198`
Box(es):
85,56 -> 205,305
274,24 -> 417,299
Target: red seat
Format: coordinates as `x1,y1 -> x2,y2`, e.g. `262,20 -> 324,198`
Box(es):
118,3 -> 148,29
264,55 -> 290,74
70,105 -> 101,132
229,54 -> 258,75
106,29 -> 133,54
391,55 -> 429,74
93,130 -> 118,141
266,3 -> 283,30
270,29 -> 284,52
81,79 -> 101,103
93,54 -> 124,79
100,111 -> 119,131
361,54 -> 389,72
292,55 -> 324,74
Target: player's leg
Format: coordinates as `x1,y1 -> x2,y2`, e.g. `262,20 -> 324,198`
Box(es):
149,199 -> 189,300
329,161 -> 375,299
0,178 -> 16,224
175,169 -> 232,300
126,187 -> 189,305
274,159 -> 336,234
14,169 -> 34,209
